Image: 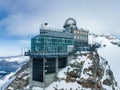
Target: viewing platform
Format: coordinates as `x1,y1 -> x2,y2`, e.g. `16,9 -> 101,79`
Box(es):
25,51 -> 68,57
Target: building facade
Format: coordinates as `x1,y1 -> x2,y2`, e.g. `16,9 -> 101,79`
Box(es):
63,18 -> 89,47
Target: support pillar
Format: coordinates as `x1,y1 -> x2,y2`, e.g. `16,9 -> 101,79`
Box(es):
43,58 -> 46,90
29,57 -> 33,90
56,57 -> 58,73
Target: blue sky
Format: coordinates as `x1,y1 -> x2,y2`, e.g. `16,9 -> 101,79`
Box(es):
0,0 -> 120,56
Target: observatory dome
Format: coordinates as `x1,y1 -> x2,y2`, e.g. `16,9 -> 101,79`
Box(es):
64,18 -> 76,28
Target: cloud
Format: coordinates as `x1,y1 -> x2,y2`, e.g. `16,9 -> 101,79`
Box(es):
0,39 -> 30,56
18,39 -> 30,47
0,0 -> 120,37
0,46 -> 20,56
0,40 -> 20,56
0,0 -> 120,56
1,13 -> 40,36
0,0 -> 47,37
0,0 -> 43,14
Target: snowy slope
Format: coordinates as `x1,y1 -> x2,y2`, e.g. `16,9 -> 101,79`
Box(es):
31,81 -> 91,90
0,73 -> 16,90
97,35 -> 120,86
0,56 -> 29,90
0,73 -> 15,87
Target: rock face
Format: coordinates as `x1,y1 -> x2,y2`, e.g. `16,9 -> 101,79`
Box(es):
60,51 -> 119,90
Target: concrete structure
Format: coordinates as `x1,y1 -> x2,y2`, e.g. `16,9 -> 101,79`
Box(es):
63,18 -> 89,47
25,18 -> 89,89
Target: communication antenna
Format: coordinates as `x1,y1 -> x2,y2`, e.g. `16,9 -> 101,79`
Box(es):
21,47 -> 30,56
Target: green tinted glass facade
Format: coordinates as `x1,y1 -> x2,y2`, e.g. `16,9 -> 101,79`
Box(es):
31,36 -> 73,53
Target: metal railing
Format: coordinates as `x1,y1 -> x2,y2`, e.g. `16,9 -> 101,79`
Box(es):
40,27 -> 64,32
25,51 -> 68,57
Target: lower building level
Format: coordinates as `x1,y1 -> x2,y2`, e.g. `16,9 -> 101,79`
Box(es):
28,55 -> 73,89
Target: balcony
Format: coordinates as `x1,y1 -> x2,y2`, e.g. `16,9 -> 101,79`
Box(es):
24,51 -> 68,57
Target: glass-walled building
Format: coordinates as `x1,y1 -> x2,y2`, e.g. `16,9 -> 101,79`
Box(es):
31,35 -> 73,53
31,28 -> 74,53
